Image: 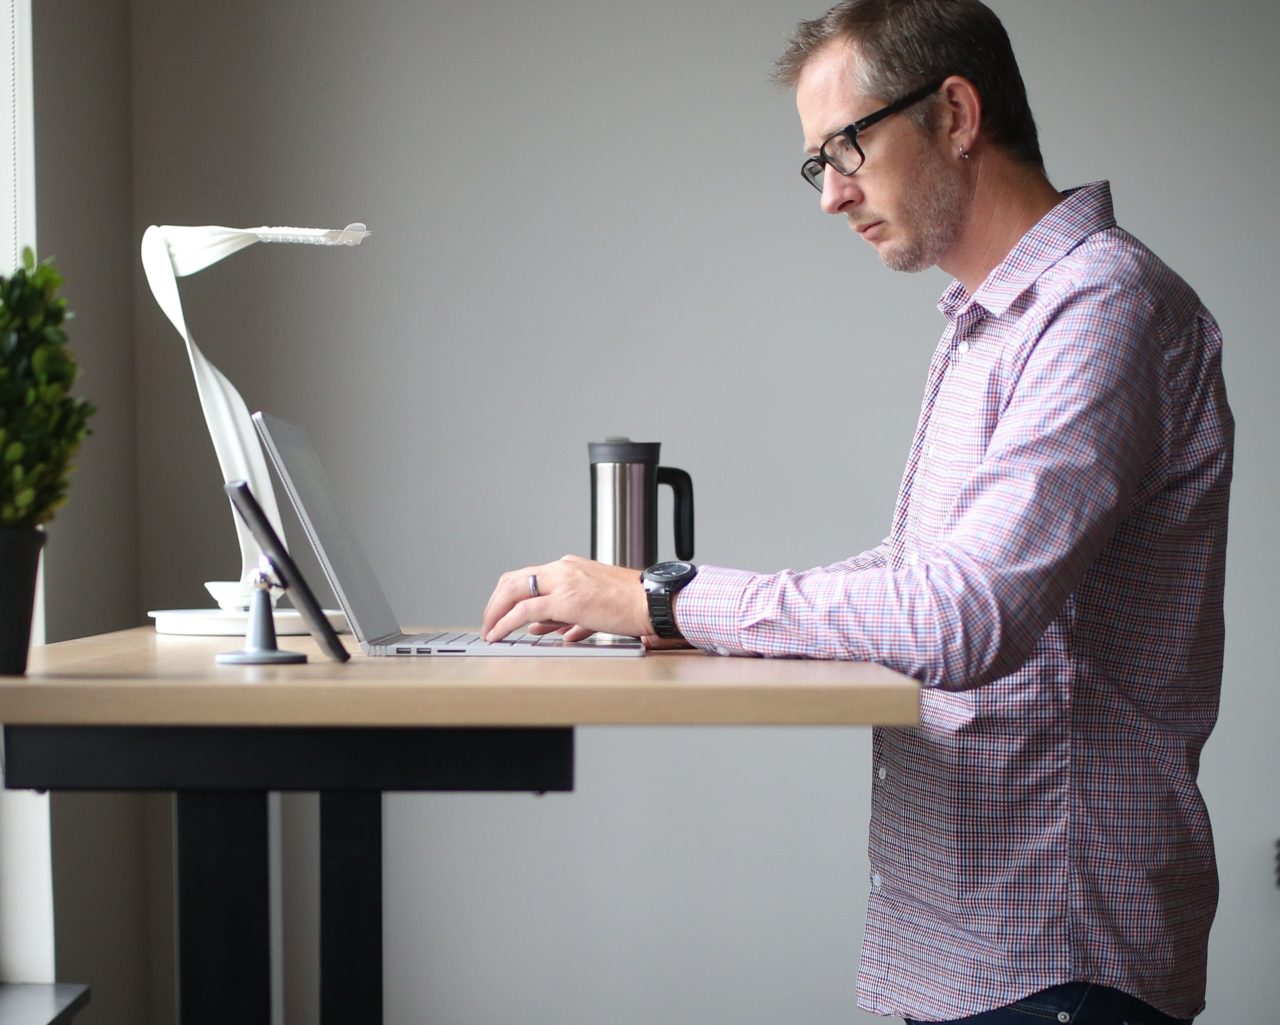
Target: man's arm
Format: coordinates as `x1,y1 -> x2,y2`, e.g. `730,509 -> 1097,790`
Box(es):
674,282 -> 1164,684
821,539 -> 892,574
480,540 -> 894,646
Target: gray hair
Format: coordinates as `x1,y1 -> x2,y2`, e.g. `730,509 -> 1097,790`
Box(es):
774,0 -> 1044,167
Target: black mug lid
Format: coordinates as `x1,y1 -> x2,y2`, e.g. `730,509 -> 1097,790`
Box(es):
589,437 -> 661,464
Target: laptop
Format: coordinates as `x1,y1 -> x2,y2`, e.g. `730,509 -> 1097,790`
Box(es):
253,411 -> 644,657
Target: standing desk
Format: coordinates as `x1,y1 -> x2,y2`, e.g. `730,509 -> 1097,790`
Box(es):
0,627 -> 918,1025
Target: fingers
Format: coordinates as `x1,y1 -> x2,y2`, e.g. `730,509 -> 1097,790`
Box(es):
482,563 -> 547,635
525,620 -> 573,636
485,595 -> 555,643
482,558 -> 588,641
481,555 -> 646,642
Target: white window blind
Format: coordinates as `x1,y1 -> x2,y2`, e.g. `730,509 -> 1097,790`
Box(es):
0,0 -> 55,986
2,0 -> 35,268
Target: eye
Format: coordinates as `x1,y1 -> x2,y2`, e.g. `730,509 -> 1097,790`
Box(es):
827,133 -> 857,159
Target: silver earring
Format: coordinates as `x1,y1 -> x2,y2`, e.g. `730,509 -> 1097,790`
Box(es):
960,148 -> 971,160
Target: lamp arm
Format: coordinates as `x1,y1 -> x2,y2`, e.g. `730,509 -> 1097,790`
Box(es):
141,226 -> 285,609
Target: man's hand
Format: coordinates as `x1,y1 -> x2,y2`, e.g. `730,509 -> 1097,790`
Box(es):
482,555 -> 653,644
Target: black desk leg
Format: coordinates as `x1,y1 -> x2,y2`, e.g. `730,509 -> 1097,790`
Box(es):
175,791 -> 271,1025
320,792 -> 383,1025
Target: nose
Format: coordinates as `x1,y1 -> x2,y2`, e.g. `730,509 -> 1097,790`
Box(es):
819,171 -> 861,216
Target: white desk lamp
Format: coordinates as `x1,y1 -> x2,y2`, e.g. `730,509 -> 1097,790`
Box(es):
141,222 -> 370,635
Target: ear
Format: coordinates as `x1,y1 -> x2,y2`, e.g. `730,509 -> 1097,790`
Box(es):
937,75 -> 982,158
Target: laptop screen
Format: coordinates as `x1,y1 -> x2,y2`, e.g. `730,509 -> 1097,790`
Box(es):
253,411 -> 401,645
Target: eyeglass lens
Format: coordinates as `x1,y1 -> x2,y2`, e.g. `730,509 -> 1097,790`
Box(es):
803,133 -> 863,193
822,134 -> 863,177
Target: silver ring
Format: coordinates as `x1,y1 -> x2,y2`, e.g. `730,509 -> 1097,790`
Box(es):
528,574 -> 539,599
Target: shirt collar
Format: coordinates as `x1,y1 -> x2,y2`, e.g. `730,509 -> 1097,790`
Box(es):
938,180 -> 1118,321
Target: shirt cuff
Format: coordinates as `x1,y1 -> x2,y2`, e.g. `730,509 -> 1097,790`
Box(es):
673,565 -> 762,656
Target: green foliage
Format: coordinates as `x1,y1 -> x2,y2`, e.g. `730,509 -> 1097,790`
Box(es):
0,248 -> 95,527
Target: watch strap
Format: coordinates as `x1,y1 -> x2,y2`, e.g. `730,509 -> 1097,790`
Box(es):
646,586 -> 682,640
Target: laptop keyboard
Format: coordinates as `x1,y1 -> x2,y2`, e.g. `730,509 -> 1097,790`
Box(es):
392,631 -> 638,654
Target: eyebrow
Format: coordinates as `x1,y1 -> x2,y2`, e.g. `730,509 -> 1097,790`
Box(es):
804,123 -> 848,158
803,120 -> 855,158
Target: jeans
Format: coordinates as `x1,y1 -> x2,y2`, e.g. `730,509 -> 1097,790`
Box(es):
904,982 -> 1193,1025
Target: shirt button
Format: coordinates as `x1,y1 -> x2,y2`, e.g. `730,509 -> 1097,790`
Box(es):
1056,1014 -> 1070,1024
957,340 -> 970,356
715,646 -> 731,657
878,766 -> 886,781
872,872 -> 883,889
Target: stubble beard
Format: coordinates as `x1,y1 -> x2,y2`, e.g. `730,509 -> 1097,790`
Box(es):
878,154 -> 967,274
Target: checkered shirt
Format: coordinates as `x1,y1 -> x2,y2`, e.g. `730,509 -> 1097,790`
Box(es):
675,181 -> 1233,1021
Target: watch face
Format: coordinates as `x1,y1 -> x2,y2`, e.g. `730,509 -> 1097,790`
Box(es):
648,560 -> 693,582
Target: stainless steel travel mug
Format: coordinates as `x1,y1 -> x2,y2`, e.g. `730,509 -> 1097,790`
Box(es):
589,438 -> 693,569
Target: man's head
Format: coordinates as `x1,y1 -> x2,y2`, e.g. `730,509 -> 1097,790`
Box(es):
776,0 -> 1042,169
778,1 -> 1045,277
789,32 -> 972,272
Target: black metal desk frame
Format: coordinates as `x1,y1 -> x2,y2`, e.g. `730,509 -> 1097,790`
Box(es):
2,724 -> 574,1025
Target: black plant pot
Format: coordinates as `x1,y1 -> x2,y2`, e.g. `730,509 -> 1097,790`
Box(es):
0,528 -> 47,675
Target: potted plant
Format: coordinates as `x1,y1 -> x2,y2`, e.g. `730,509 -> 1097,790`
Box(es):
0,248 -> 94,674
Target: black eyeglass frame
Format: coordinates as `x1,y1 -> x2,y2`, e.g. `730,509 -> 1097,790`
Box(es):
801,78 -> 948,192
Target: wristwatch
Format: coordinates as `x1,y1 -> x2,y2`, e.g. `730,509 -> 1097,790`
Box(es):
641,560 -> 698,640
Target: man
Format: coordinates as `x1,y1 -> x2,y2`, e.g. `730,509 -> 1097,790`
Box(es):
482,1 -> 1233,1022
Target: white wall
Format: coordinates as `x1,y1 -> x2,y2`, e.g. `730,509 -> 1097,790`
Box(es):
30,1 -> 1280,1022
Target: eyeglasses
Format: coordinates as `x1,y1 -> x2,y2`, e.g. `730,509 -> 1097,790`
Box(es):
800,79 -> 946,193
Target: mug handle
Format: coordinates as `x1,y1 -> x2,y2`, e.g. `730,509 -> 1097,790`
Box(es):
657,466 -> 694,561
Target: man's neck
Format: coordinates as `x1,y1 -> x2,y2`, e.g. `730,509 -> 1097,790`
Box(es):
940,153 -> 1062,294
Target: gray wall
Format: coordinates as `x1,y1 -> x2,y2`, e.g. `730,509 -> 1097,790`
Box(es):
36,0 -> 138,641
31,6 -> 173,1025
31,1 -> 1280,1023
